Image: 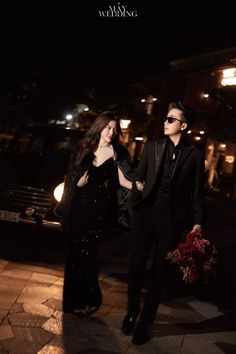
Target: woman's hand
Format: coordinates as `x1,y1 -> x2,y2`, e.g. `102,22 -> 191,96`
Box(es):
136,181 -> 144,191
77,171 -> 89,187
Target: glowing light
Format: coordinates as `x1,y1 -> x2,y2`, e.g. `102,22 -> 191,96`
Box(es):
54,182 -> 65,202
225,155 -> 234,164
201,92 -> 209,99
221,77 -> 236,86
223,68 -> 236,78
221,68 -> 236,86
120,119 -> 131,129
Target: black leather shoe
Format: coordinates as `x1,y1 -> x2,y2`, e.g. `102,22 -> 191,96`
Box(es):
132,320 -> 150,345
121,312 -> 138,335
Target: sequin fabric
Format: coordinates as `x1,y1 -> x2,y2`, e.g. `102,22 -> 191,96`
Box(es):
63,158 -> 118,317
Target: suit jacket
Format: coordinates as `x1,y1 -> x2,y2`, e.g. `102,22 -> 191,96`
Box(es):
131,138 -> 205,230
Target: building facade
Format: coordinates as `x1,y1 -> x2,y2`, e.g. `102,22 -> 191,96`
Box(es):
167,47 -> 236,199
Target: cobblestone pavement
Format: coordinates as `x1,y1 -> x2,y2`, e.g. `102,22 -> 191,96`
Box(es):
0,196 -> 236,353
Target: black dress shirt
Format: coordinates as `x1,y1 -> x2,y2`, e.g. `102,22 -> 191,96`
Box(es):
157,138 -> 183,196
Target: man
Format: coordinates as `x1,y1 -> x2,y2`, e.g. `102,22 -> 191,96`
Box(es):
122,101 -> 205,345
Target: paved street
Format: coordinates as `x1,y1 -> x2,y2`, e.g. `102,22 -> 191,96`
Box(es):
0,196 -> 236,353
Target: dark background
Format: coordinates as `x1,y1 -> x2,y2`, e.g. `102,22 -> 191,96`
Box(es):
1,1 -> 236,118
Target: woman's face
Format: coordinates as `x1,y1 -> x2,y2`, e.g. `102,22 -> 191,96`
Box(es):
100,120 -> 118,144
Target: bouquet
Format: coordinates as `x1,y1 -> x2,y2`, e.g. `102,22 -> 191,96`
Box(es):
166,232 -> 217,284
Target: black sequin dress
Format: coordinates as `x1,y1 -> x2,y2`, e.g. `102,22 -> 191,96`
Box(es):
63,157 -> 118,317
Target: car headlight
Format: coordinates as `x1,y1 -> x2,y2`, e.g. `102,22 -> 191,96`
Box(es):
53,182 -> 65,202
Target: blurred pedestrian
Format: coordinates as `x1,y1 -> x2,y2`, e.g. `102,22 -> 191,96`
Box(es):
122,101 -> 205,344
55,111 -> 142,318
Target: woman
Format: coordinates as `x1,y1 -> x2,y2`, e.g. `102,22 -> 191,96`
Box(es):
55,111 -> 141,318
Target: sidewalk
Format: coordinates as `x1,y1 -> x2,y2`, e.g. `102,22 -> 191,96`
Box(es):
0,196 -> 236,353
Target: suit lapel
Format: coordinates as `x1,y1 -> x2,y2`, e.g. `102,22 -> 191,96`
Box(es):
170,143 -> 195,180
154,139 -> 167,177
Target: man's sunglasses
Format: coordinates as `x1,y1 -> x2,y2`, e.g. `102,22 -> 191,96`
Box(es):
162,116 -> 184,124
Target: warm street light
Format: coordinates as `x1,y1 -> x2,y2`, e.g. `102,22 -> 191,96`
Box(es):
120,119 -> 131,129
221,68 -> 236,86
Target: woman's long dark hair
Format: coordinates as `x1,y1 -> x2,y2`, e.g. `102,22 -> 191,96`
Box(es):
71,111 -> 122,176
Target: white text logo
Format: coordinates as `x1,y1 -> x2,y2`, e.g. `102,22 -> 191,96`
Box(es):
98,3 -> 138,18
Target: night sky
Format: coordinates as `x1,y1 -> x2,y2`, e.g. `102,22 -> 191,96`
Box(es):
1,2 -> 236,118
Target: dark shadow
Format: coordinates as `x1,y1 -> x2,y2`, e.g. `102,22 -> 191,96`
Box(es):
152,311 -> 236,337
0,222 -> 66,268
62,313 -> 122,354
151,310 -> 236,337
215,342 -> 236,354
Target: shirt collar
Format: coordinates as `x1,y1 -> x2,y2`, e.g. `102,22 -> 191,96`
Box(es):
168,137 -> 184,151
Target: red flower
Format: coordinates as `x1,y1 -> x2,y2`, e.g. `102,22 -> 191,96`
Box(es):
166,232 -> 217,284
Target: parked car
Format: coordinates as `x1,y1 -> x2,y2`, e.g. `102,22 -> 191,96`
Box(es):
0,123 -> 84,230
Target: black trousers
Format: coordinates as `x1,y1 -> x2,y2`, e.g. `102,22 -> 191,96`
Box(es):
128,197 -> 180,323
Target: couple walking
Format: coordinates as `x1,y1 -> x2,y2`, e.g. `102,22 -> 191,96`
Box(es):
55,102 -> 205,345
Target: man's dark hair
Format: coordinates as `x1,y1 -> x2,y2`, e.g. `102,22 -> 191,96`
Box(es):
168,101 -> 196,129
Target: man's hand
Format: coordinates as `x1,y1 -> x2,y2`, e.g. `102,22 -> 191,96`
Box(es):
190,224 -> 202,235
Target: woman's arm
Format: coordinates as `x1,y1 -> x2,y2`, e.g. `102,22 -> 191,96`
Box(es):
118,167 -> 143,191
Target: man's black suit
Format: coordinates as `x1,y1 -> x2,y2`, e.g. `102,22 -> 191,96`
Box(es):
128,137 -> 205,323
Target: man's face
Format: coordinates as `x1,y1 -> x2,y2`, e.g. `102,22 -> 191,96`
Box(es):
163,108 -> 187,137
